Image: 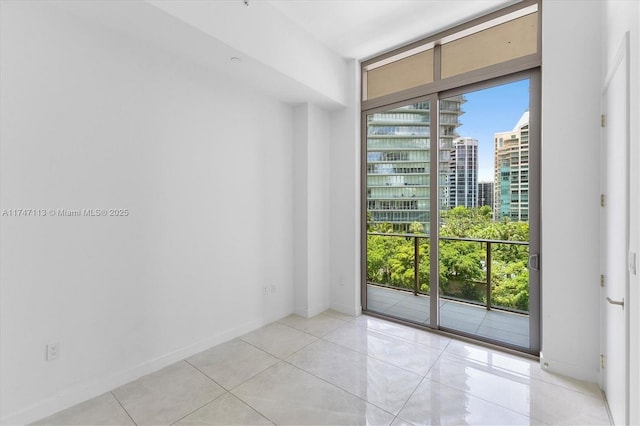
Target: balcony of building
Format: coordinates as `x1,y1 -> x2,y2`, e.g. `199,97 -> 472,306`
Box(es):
367,284 -> 529,348
366,232 -> 531,350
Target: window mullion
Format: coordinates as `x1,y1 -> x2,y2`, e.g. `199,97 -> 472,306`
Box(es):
428,94 -> 439,329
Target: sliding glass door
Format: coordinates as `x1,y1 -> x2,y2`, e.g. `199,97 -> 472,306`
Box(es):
365,99 -> 434,324
364,74 -> 540,354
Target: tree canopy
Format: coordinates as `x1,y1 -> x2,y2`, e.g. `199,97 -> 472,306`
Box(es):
367,206 -> 529,311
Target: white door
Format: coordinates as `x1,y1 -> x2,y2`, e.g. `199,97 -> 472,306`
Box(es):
601,32 -> 630,426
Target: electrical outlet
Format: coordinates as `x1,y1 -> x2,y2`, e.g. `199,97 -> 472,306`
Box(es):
46,343 -> 59,361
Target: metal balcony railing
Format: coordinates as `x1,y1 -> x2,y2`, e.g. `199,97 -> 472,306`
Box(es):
366,232 -> 529,314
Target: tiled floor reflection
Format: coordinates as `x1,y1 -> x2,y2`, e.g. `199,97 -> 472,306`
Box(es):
33,310 -> 610,426
367,284 -> 530,348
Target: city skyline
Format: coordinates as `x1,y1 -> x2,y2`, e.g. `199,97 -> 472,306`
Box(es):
454,79 -> 530,181
366,79 -> 530,230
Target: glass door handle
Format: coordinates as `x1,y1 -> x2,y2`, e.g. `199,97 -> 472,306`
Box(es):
606,297 -> 624,309
528,253 -> 540,271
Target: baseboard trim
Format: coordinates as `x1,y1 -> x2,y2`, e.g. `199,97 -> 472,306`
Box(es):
330,301 -> 362,317
539,351 -> 601,384
1,313 -> 287,426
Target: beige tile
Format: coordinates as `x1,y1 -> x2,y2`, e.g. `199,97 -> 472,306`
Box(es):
535,368 -> 603,400
31,393 -> 134,426
444,340 -> 603,399
322,309 -> 356,321
445,339 -> 532,368
427,354 -> 541,420
287,339 -> 421,415
528,379 -> 610,425
278,313 -> 347,337
323,323 -> 443,375
233,362 -> 395,425
175,393 -> 272,425
427,354 -> 609,425
240,322 -> 317,359
187,339 -> 278,389
390,417 -> 415,426
397,378 -> 537,425
29,316 -> 610,426
112,361 -> 224,426
352,315 -> 451,350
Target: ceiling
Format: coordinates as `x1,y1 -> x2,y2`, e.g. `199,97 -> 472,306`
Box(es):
52,0 -> 521,108
267,0 -> 517,60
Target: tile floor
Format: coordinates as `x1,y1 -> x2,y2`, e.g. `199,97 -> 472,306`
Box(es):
367,285 -> 530,348
33,310 -> 611,426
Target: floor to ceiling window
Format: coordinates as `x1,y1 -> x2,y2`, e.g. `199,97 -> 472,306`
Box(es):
361,0 -> 541,354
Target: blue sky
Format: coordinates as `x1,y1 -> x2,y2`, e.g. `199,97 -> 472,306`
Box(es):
452,79 -> 530,181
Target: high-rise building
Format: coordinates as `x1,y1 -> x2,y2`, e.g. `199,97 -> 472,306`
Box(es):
493,111 -> 529,221
478,181 -> 494,209
449,137 -> 478,208
366,97 -> 463,232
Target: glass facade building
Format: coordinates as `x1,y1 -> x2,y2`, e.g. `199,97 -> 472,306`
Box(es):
494,111 -> 529,221
478,181 -> 494,209
449,137 -> 478,209
366,97 -> 463,232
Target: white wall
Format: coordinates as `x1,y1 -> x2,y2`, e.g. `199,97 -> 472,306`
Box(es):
293,103 -> 331,317
540,0 -> 603,382
329,59 -> 362,316
307,105 -> 331,316
293,106 -> 310,316
0,2 -> 295,423
602,1 -> 640,423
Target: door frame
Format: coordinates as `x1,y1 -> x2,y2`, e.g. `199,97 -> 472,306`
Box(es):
435,70 -> 541,353
600,31 -> 631,426
361,69 -> 541,355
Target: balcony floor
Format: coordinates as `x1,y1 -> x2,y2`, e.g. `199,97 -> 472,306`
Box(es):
367,284 -> 530,348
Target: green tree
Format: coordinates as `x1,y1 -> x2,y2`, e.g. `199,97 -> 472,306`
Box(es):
491,261 -> 529,310
366,206 -> 530,311
409,221 -> 425,234
439,240 -> 484,302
